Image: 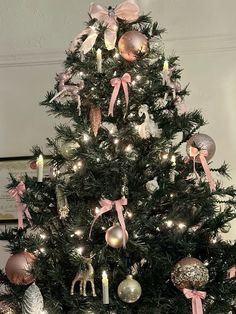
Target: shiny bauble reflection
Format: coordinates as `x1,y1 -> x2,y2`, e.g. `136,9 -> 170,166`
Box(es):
117,275 -> 142,303
105,224 -> 128,248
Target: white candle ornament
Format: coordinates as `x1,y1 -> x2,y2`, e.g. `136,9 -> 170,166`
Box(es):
102,271 -> 109,304
36,154 -> 44,182
96,49 -> 102,73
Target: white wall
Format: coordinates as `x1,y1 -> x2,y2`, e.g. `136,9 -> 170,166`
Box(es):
0,0 -> 236,267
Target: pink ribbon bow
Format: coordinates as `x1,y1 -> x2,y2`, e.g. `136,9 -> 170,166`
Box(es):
189,146 -> 216,192
109,73 -> 131,116
8,181 -> 32,229
227,265 -> 236,278
89,198 -> 128,247
183,289 -> 206,314
90,0 -> 140,50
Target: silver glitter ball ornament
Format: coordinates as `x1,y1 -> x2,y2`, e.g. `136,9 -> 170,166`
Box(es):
117,275 -> 142,303
171,257 -> 209,290
105,224 -> 128,248
60,141 -> 80,160
186,133 -> 216,163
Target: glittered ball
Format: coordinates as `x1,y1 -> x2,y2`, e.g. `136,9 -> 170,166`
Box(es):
105,224 -> 128,248
118,31 -> 148,61
29,160 -> 37,170
59,141 -> 80,160
186,133 -> 216,163
118,275 -> 142,303
171,257 -> 209,290
5,252 -> 36,285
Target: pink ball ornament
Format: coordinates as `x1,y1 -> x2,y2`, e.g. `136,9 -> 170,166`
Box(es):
5,252 -> 36,285
118,30 -> 148,61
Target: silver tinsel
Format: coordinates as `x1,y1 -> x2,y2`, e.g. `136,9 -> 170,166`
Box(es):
22,283 -> 44,314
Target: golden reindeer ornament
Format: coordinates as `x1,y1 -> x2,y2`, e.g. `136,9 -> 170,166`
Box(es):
70,255 -> 96,297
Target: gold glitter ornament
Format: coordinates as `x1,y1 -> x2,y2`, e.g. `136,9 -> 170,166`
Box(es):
117,275 -> 142,303
171,257 -> 209,290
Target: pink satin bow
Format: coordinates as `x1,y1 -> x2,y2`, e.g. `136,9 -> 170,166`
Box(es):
90,0 -> 140,50
89,198 -> 128,247
189,146 -> 216,192
183,289 -> 206,314
227,265 -> 236,278
109,73 -> 131,116
8,181 -> 32,229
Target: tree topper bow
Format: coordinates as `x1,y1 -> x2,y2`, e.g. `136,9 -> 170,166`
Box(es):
70,0 -> 140,53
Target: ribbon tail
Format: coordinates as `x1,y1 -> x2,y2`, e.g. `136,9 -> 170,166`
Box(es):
77,95 -> 81,116
89,205 -> 112,239
115,204 -> 127,248
109,83 -> 121,116
199,155 -> 216,192
16,202 -> 24,230
192,297 -> 203,314
193,156 -> 200,184
122,80 -> 129,108
79,30 -> 98,55
104,26 -> 117,50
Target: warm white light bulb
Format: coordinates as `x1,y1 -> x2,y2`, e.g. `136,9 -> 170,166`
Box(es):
114,52 -> 120,58
83,134 -> 90,142
94,207 -> 100,215
76,247 -> 84,255
162,153 -> 168,160
178,223 -> 186,230
40,234 -> 47,240
75,229 -> 82,236
212,238 -> 217,244
166,220 -> 173,227
131,80 -> 136,86
39,247 -> 46,254
114,138 -> 119,145
136,75 -> 141,81
125,144 -> 132,152
127,211 -> 133,218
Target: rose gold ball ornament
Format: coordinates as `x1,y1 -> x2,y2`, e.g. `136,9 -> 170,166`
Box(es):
171,257 -> 209,290
118,31 -> 148,61
5,252 -> 36,285
105,224 -> 128,248
118,275 -> 142,303
186,133 -> 216,163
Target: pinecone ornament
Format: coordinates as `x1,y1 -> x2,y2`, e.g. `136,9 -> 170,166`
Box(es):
22,283 -> 44,314
90,105 -> 101,137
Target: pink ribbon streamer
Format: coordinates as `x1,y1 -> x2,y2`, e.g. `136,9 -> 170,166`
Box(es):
189,147 -> 216,192
89,198 -> 128,247
8,181 -> 32,229
183,289 -> 206,314
109,73 -> 131,116
227,265 -> 236,278
70,25 -> 99,54
89,0 -> 140,50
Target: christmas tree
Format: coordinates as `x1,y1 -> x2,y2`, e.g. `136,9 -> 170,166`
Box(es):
1,0 -> 236,313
